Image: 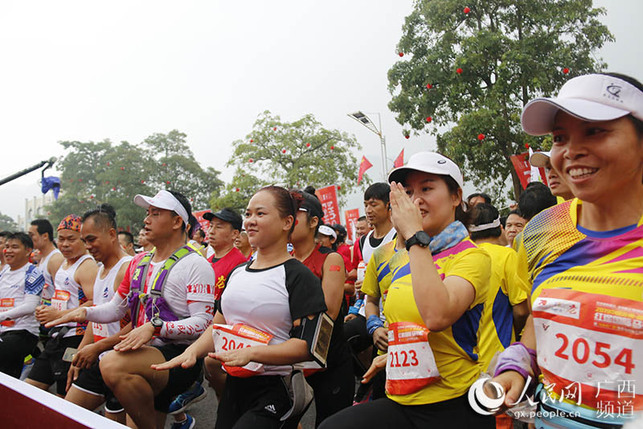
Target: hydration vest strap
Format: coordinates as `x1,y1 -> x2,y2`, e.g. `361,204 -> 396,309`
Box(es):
149,246 -> 194,296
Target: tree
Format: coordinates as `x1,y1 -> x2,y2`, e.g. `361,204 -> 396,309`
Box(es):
213,111 -> 362,209
142,130 -> 223,210
388,0 -> 612,200
0,212 -> 17,231
48,131 -> 222,231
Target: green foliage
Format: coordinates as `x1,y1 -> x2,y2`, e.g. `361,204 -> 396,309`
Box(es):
213,111 -> 361,209
388,0 -> 613,200
0,212 -> 17,231
48,131 -> 222,231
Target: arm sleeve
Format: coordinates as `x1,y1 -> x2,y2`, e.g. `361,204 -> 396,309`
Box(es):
161,256 -> 215,340
161,300 -> 213,339
2,294 -> 40,320
84,292 -> 128,323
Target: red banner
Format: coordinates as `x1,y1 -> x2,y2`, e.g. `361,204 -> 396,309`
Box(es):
344,208 -> 360,242
316,185 -> 340,226
193,209 -> 211,232
511,152 -> 549,190
510,152 -> 532,190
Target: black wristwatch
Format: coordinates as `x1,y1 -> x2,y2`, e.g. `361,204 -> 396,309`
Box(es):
405,231 -> 431,251
150,316 -> 164,336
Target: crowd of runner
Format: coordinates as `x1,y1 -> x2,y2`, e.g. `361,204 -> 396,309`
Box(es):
0,72 -> 641,429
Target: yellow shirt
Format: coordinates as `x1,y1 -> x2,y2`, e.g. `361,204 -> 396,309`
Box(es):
476,242 -> 528,370
383,237 -> 491,405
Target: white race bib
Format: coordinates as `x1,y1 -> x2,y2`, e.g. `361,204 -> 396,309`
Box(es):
533,289 -> 643,410
92,322 -> 109,341
0,298 -> 15,327
212,323 -> 272,378
51,290 -> 70,311
386,321 -> 440,395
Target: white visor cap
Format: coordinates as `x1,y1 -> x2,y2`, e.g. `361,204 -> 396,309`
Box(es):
388,151 -> 464,189
521,74 -> 643,136
318,225 -> 337,239
134,190 -> 189,225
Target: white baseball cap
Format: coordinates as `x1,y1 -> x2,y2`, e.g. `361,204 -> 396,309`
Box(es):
529,151 -> 551,168
388,152 -> 464,189
134,190 -> 189,225
522,74 -> 643,136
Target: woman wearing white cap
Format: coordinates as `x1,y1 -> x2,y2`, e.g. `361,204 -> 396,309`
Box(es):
491,73 -> 643,427
320,152 -> 494,428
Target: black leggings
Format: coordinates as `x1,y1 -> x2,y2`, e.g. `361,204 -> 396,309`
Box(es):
0,330 -> 38,378
319,393 -> 495,429
306,356 -> 354,427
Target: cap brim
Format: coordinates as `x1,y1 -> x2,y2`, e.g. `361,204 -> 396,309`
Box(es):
388,167 -> 416,184
133,194 -> 153,209
522,98 -> 631,136
202,212 -> 215,221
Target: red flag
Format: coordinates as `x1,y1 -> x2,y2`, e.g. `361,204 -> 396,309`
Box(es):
357,156 -> 373,184
393,149 -> 404,168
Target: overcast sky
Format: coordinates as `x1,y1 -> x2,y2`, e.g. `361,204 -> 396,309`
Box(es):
0,0 -> 640,222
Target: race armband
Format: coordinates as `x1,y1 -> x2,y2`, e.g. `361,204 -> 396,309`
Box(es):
292,312 -> 334,367
493,342 -> 539,382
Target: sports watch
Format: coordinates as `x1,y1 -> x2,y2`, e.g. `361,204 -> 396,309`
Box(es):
150,316 -> 164,336
405,231 -> 431,251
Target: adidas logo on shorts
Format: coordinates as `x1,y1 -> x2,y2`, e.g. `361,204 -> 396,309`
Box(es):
264,404 -> 277,414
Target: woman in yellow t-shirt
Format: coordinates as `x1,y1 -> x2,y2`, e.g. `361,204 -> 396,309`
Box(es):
320,152 -> 494,428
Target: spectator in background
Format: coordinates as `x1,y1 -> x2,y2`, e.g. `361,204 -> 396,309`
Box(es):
117,231 -> 136,256
504,209 -> 527,247
355,216 -> 370,238
193,229 -> 207,246
518,182 -> 557,221
234,230 -> 252,260
136,227 -> 154,253
332,224 -> 352,272
317,225 -> 338,250
0,231 -> 10,272
529,151 -> 575,201
467,192 -> 492,207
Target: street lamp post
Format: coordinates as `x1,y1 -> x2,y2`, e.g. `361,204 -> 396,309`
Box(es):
347,111 -> 388,180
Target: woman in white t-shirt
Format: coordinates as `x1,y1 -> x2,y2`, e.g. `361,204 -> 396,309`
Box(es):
155,186 -> 328,429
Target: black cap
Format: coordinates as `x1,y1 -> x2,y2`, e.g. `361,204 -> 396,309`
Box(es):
299,191 -> 324,220
203,208 -> 243,231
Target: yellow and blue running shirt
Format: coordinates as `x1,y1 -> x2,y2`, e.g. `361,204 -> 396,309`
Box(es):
476,242 -> 528,370
516,199 -> 643,411
361,238 -> 397,311
383,237 -> 491,405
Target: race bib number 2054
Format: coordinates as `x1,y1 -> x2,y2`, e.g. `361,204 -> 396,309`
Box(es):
532,289 -> 643,409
